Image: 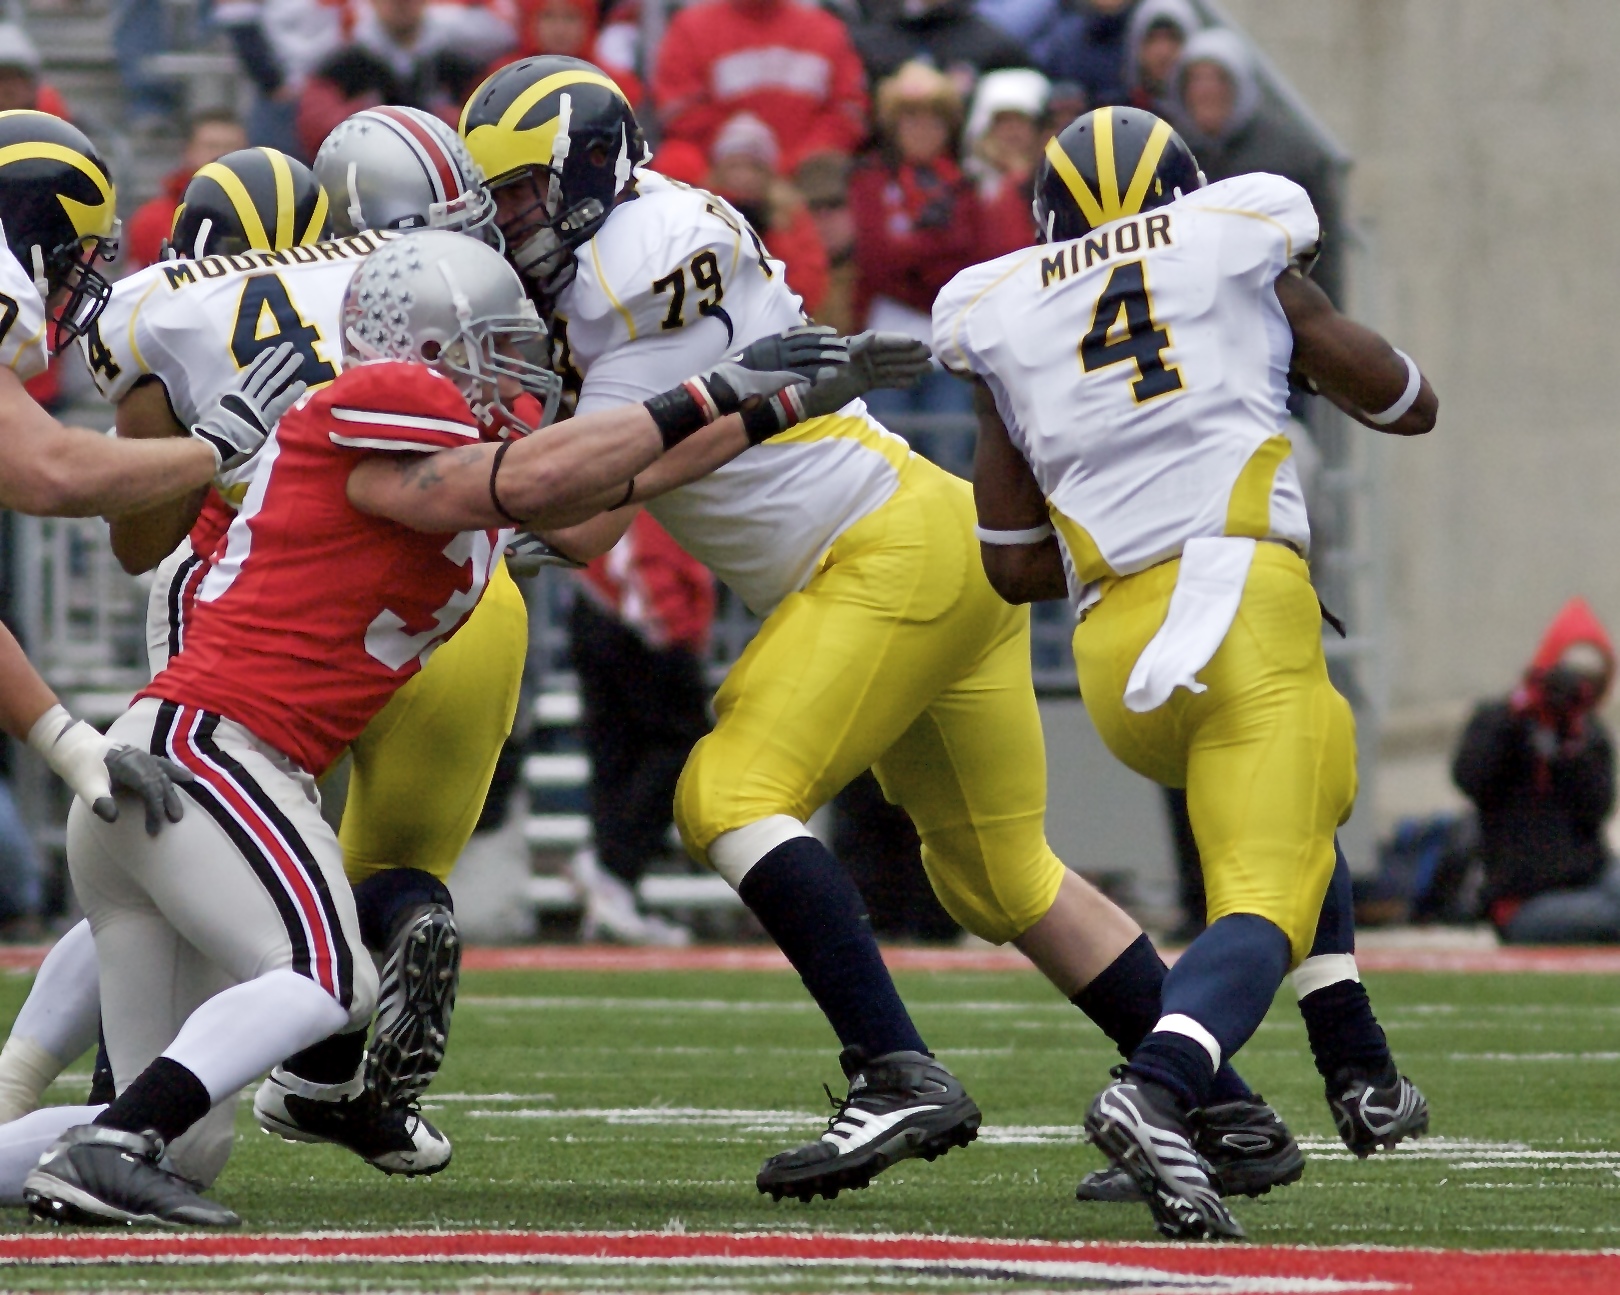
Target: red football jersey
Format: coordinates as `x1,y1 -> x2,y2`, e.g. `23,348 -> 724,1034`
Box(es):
143,360 -> 505,775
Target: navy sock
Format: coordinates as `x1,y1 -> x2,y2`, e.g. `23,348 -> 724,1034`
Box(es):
1127,913 -> 1291,1109
96,1057 -> 210,1145
352,867 -> 454,954
1070,933 -> 1253,1102
736,837 -> 927,1058
1298,981 -> 1395,1087
281,1029 -> 368,1086
1306,840 -> 1357,958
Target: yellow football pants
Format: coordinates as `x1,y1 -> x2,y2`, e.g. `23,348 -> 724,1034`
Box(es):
675,456 -> 1066,944
1071,543 -> 1355,966
340,558 -> 529,886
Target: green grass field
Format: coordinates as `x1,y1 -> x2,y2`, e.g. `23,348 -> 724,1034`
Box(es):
2,961 -> 1618,1290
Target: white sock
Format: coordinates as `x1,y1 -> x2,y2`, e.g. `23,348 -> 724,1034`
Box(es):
162,969 -> 347,1103
0,1104 -> 104,1205
0,921 -> 102,1121
9,919 -> 101,1064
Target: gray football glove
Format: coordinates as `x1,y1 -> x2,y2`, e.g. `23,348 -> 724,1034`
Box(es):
799,331 -> 934,420
191,341 -> 308,473
505,531 -> 587,576
103,746 -> 193,835
735,325 -> 850,384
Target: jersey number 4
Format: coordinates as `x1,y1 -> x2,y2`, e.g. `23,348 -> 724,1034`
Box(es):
231,274 -> 339,388
1080,261 -> 1183,403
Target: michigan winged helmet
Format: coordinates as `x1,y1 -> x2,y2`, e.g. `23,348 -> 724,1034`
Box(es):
166,146 -> 330,260
0,109 -> 119,341
1033,106 -> 1202,243
459,55 -> 645,300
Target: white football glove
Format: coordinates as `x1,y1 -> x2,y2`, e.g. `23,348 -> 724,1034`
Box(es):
27,705 -> 193,835
190,341 -> 307,473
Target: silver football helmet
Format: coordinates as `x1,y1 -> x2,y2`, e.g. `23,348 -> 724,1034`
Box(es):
315,106 -> 498,244
341,230 -> 561,437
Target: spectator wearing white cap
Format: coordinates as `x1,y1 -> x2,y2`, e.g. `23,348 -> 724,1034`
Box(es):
0,24 -> 70,120
707,113 -> 830,318
963,67 -> 1048,259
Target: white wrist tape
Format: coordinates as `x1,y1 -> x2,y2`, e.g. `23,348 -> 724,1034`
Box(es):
974,523 -> 1054,546
27,704 -> 113,811
1364,349 -> 1421,426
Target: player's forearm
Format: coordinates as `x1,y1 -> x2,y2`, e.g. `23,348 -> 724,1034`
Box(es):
0,425 -> 215,519
616,415 -> 749,502
0,623 -> 59,742
109,487 -> 210,574
497,406 -> 666,527
1276,269 -> 1437,436
980,540 -> 1068,605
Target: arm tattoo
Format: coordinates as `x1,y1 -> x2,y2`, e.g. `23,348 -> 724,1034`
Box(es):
398,445 -> 486,492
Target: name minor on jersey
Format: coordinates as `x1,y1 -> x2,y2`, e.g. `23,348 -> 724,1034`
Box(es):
1040,214 -> 1173,289
160,230 -> 399,291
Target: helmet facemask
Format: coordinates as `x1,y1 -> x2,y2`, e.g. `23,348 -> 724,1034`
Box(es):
44,227 -> 118,346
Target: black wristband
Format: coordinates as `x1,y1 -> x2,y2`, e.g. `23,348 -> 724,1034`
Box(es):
488,438 -> 524,524
740,384 -> 809,445
643,379 -> 716,451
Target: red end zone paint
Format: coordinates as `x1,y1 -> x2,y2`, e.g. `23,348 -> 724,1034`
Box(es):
5,944 -> 1620,975
0,1230 -> 1616,1293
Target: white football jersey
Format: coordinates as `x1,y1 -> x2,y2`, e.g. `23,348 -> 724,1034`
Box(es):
82,231 -> 396,503
0,241 -> 51,382
933,172 -> 1319,613
562,170 -> 909,616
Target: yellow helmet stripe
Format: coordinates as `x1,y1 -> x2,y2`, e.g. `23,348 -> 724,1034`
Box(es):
301,185 -> 329,245
1093,108 -> 1121,221
1119,118 -> 1175,218
0,141 -> 112,202
263,147 -> 295,249
195,159 -> 269,250
1043,136 -> 1104,231
463,69 -> 625,136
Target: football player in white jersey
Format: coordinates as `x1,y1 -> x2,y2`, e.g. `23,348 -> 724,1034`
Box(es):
0,119 -> 520,1172
460,57 -> 1304,1205
0,113 -> 284,903
934,106 -> 1436,1238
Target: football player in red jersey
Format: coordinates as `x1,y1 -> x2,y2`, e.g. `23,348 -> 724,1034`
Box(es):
11,230 -> 928,1228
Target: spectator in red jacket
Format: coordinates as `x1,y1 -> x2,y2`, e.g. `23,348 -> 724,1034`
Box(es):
482,0 -> 645,109
964,67 -> 1048,260
122,112 -> 251,272
569,514 -> 715,946
849,61 -> 981,416
653,0 -> 868,176
707,113 -> 829,318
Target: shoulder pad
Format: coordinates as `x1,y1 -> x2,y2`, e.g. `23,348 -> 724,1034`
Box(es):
568,183 -> 741,338
322,360 -> 484,453
1192,173 -> 1320,262
932,252 -> 1033,377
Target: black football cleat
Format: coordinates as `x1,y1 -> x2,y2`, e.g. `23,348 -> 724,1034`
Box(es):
1328,1068 -> 1429,1157
757,1049 -> 980,1202
1076,1094 -> 1304,1203
23,1125 -> 240,1228
254,1068 -> 451,1176
1084,1071 -> 1244,1241
366,902 -> 460,1109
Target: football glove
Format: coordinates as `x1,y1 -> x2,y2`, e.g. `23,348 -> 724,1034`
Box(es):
191,341 -> 307,473
798,332 -> 934,420
27,704 -> 193,835
734,325 -> 850,384
505,531 -> 587,576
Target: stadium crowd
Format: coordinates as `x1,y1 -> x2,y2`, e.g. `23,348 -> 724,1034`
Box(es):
91,0 -> 1343,372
